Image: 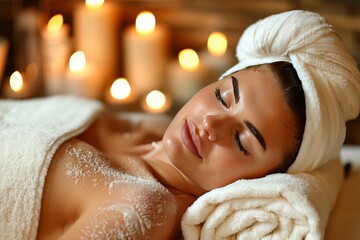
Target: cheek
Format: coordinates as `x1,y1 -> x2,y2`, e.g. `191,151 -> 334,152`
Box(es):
204,148 -> 245,186
215,157 -> 244,180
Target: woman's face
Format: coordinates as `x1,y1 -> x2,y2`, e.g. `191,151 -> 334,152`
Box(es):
163,65 -> 298,193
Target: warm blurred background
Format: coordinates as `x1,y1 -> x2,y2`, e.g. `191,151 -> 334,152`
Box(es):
0,0 -> 359,143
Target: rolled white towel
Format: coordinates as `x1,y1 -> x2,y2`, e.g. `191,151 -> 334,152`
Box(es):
181,158 -> 343,239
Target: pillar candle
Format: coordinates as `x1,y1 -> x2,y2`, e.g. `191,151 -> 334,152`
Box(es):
123,11 -> 169,95
42,14 -> 71,95
199,31 -> 235,84
65,51 -> 100,98
14,9 -> 42,95
74,0 -> 121,92
167,49 -> 205,105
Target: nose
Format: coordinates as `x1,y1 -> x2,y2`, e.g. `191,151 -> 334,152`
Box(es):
201,113 -> 235,142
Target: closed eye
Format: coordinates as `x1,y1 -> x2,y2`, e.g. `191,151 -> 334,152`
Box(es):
215,88 -> 229,108
235,130 -> 249,156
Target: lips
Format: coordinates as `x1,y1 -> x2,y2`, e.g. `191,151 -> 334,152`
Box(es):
181,120 -> 202,159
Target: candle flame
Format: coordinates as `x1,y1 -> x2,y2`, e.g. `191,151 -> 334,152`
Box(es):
69,51 -> 86,73
9,71 -> 23,92
178,49 -> 199,71
110,78 -> 131,100
146,90 -> 166,110
86,0 -> 104,9
207,32 -> 227,57
136,11 -> 156,35
47,14 -> 63,33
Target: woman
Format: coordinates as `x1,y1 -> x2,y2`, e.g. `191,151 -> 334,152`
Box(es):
36,61 -> 305,239
1,10 -> 359,240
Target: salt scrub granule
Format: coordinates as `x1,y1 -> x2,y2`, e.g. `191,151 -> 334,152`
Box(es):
65,144 -> 176,239
65,143 -> 122,186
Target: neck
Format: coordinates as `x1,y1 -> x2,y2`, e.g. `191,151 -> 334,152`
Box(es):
142,141 -> 205,197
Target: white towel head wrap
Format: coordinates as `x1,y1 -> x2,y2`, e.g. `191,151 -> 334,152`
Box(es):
221,10 -> 360,173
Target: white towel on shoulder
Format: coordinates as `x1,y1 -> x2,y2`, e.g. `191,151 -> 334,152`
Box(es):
0,95 -> 103,239
181,157 -> 343,239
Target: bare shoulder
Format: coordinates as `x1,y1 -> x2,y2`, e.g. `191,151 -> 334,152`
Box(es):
52,140 -> 184,239
60,181 -> 179,239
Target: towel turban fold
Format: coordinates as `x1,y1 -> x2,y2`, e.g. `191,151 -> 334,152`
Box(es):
221,10 -> 360,173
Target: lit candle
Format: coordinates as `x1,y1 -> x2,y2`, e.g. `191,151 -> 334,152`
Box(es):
199,31 -> 235,83
10,71 -> 23,92
3,71 -> 33,99
44,14 -> 69,41
111,78 -> 131,100
124,11 -> 169,95
167,49 -> 205,105
105,77 -> 137,104
208,31 -> 228,57
42,14 -> 71,95
70,51 -> 86,72
179,49 -> 200,71
65,51 -> 100,98
86,0 -> 104,9
74,0 -> 121,91
142,90 -> 171,113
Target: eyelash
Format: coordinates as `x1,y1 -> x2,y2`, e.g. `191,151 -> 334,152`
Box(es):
214,88 -> 229,108
235,131 -> 249,156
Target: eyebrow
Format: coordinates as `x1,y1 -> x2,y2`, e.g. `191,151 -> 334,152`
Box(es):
231,75 -> 266,152
231,76 -> 240,103
244,120 -> 267,152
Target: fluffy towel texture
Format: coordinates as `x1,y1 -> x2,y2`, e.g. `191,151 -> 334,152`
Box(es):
0,95 -> 103,239
221,10 -> 360,173
182,157 -> 343,239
